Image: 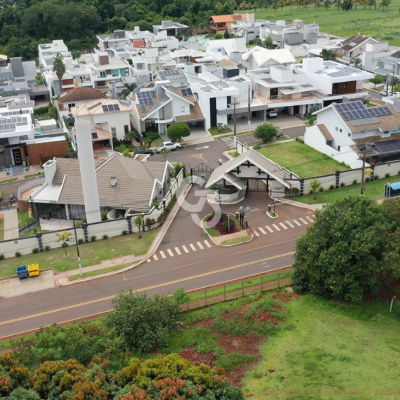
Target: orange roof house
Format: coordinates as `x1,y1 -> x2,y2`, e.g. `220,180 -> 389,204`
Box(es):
133,40 -> 146,48
209,14 -> 246,33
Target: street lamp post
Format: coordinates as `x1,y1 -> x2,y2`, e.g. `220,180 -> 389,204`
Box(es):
359,143 -> 375,195
73,220 -> 83,277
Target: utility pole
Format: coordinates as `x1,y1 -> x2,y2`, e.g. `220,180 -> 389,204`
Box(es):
73,220 -> 83,277
248,86 -> 251,134
233,98 -> 237,148
359,143 -> 375,195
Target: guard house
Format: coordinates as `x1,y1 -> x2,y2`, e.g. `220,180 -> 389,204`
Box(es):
384,181 -> 400,198
205,148 -> 296,202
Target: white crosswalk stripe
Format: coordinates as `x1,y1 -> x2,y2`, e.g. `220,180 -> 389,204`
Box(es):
254,230 -> 260,236
286,221 -> 294,228
266,225 -> 274,233
174,247 -> 181,255
197,242 -> 204,250
167,249 -> 174,257
293,219 -> 301,226
160,251 -> 167,259
279,222 -> 288,230
182,245 -> 189,253
204,240 -> 212,248
299,218 -> 308,225
153,254 -> 159,261
306,216 -> 314,222
272,223 -> 281,231
147,259 -> 151,262
258,227 -> 267,234
189,243 -> 197,251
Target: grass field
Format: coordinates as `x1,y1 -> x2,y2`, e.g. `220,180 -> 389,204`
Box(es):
209,126 -> 232,136
0,229 -> 158,278
291,174 -> 400,204
242,0 -> 400,46
243,295 -> 400,400
257,141 -> 350,178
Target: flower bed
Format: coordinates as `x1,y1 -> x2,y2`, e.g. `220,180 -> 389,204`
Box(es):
203,213 -> 241,236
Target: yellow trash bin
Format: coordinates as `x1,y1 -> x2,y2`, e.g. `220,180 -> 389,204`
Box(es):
28,263 -> 40,277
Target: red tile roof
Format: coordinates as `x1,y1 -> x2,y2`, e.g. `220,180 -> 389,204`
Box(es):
133,40 -> 145,48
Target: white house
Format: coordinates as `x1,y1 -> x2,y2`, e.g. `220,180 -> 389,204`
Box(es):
38,40 -> 69,68
230,14 -> 269,44
152,21 -> 188,36
241,47 -> 296,69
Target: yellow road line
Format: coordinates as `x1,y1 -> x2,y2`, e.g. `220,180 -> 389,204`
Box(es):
0,251 -> 294,327
226,238 -> 296,256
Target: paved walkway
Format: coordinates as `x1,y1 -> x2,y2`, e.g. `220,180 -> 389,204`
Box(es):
3,208 -> 18,240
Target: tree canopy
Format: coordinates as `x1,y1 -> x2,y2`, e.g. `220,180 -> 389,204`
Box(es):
293,196 -> 400,303
254,123 -> 278,143
167,122 -> 190,142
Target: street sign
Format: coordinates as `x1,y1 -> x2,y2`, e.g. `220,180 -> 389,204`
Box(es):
243,206 -> 250,216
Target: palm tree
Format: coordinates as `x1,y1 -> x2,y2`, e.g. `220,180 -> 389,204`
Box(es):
56,231 -> 72,256
379,0 -> 391,10
122,82 -> 137,98
310,179 -> 322,200
53,53 -> 66,94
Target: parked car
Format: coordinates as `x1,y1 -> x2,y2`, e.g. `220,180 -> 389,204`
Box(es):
267,110 -> 278,118
154,141 -> 182,153
134,147 -> 154,155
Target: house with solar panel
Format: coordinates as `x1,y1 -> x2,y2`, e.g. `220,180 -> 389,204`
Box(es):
305,100 -> 400,168
71,99 -> 132,152
130,76 -> 205,135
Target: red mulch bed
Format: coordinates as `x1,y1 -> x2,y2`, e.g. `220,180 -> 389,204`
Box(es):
206,213 -> 239,235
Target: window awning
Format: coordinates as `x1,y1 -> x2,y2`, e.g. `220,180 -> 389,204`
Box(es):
390,182 -> 400,190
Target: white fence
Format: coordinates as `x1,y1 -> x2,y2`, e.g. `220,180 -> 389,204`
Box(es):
0,168 -> 186,259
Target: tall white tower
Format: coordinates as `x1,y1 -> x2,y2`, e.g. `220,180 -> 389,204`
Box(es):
75,120 -> 101,223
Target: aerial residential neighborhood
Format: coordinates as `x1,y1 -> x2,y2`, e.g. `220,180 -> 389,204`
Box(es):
1,3 -> 400,399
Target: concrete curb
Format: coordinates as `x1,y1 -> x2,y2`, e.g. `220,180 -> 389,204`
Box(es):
59,183 -> 193,286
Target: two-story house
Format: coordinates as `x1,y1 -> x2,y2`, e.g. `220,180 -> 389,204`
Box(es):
152,21 -> 188,37
208,14 -> 246,33
38,40 -> 69,68
241,46 -> 296,70
230,14 -> 268,44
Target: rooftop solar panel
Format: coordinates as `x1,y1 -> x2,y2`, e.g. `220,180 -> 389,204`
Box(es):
88,101 -> 102,110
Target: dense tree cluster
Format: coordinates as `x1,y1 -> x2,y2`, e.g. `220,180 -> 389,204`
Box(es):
0,352 -> 243,400
293,196 -> 400,303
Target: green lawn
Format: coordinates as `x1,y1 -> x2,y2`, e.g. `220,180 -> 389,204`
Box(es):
0,178 -> 17,184
24,172 -> 44,179
246,0 -> 400,46
257,141 -> 350,178
291,175 -> 400,204
0,229 -> 159,278
208,126 -> 232,136
0,216 -> 3,241
202,213 -> 241,237
243,295 -> 400,400
150,137 -> 163,147
220,235 -> 252,245
18,210 -> 37,228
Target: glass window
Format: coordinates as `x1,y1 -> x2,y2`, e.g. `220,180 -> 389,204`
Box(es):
99,71 -> 106,78
111,127 -> 116,137
112,70 -> 119,77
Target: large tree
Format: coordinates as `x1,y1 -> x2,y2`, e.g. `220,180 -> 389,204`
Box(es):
167,122 -> 190,142
293,196 -> 389,303
254,123 -> 278,142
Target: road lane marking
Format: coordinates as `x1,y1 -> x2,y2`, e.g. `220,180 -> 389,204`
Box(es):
182,245 -> 189,253
147,259 -> 151,263
204,240 -> 211,248
254,230 -> 260,236
153,254 -> 158,261
286,221 -> 294,228
196,242 -> 204,250
258,227 -> 266,234
293,219 -> 301,226
306,216 -> 314,222
174,247 -> 181,255
228,238 -> 296,257
272,224 -> 281,231
0,252 -> 294,327
266,225 -> 274,233
189,243 -> 197,251
160,251 -> 167,259
279,222 -> 288,230
167,249 -> 174,257
299,218 -> 308,225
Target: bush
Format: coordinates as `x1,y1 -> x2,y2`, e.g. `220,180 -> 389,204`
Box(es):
0,253 -> 4,260
44,245 -> 50,251
102,234 -> 108,240
78,238 -> 84,245
107,290 -> 182,352
329,185 -> 335,190
32,248 -> 39,254
122,230 -> 128,235
15,251 -> 21,257
319,187 -> 323,192
143,130 -> 160,148
81,216 -> 87,224
167,122 -> 190,142
254,123 -> 279,143
353,179 -> 357,185
340,182 -> 345,187
90,235 -> 96,242
295,137 -> 304,143
374,175 -> 379,180
385,173 -> 390,178
366,177 -> 370,182
101,210 -> 109,221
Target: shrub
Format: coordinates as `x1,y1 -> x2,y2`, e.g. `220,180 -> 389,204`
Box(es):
374,175 -> 379,180
102,234 -> 108,240
254,123 -> 279,143
0,253 -> 4,260
78,238 -> 84,245
385,173 -> 390,178
329,185 -> 335,190
15,251 -> 21,257
90,235 -> 96,242
44,245 -> 50,251
101,210 -> 109,220
340,182 -> 345,187
353,179 -> 357,185
32,248 -> 39,254
122,230 -> 128,235
81,216 -> 87,223
319,187 -> 323,192
366,177 -> 370,182
297,137 -> 305,143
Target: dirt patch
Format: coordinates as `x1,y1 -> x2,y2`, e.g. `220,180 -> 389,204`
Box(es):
179,345 -> 215,366
273,288 -> 300,302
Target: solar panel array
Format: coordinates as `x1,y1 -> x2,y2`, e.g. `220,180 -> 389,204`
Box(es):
91,132 -> 99,139
0,117 -> 27,125
159,70 -> 181,80
102,104 -> 120,112
0,123 -> 16,133
137,91 -> 156,113
152,95 -> 169,111
88,101 -> 102,110
59,92 -> 68,98
181,88 -> 193,97
0,110 -> 26,116
335,101 -> 392,121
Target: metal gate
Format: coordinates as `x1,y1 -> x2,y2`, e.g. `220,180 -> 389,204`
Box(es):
247,178 -> 268,192
190,163 -> 214,183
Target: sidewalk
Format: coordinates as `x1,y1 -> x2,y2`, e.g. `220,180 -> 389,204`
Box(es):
0,165 -> 42,183
2,208 -> 19,240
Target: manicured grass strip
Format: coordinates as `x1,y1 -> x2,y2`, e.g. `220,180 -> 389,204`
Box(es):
0,216 -> 3,241
0,178 -> 17,184
24,172 -> 44,179
18,210 -> 37,227
69,263 -> 136,281
290,175 -> 400,205
220,235 -> 252,246
243,295 -> 400,399
208,126 -> 232,136
150,137 -> 163,147
257,141 -> 350,178
0,229 -> 159,279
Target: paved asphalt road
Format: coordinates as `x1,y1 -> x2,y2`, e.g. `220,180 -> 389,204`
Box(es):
0,130 -> 310,338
